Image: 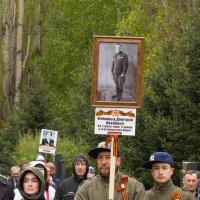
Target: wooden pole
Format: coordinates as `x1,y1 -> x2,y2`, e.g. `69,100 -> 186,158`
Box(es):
109,137 -> 116,200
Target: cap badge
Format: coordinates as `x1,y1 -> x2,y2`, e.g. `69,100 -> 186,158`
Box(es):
97,142 -> 105,148
150,155 -> 155,161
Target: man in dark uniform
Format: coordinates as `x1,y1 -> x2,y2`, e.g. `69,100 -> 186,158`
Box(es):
111,44 -> 128,101
143,151 -> 195,200
42,131 -> 54,146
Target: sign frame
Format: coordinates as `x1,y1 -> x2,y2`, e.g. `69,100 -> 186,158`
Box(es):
91,36 -> 144,108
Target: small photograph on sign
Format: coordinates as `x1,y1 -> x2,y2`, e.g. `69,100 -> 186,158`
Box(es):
95,107 -> 136,136
39,129 -> 58,154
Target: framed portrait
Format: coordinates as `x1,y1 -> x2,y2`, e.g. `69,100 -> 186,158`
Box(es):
91,36 -> 144,108
39,129 -> 58,155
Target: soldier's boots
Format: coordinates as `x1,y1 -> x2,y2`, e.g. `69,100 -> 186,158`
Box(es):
117,97 -> 121,101
117,89 -> 123,101
112,88 -> 120,99
112,94 -> 118,99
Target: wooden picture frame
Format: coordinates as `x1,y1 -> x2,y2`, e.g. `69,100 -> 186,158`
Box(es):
91,36 -> 144,108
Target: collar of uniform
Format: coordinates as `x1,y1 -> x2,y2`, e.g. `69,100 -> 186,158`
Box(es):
99,174 -> 109,183
154,179 -> 174,191
114,170 -> 123,185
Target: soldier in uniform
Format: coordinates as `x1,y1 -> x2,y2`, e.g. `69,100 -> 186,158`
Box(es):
111,44 -> 128,101
74,141 -> 147,200
42,131 -> 54,147
143,151 -> 195,200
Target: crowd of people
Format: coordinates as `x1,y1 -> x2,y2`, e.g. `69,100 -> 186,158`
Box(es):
0,152 -> 95,200
0,141 -> 199,200
0,155 -> 62,200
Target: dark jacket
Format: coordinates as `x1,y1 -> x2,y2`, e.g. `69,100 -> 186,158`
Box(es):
0,176 -> 14,200
42,138 -> 54,146
112,51 -> 128,75
52,173 -> 61,189
17,167 -> 45,200
55,154 -> 89,200
8,177 -> 16,190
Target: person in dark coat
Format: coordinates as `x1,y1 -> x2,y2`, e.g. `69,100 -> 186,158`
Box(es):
41,131 -> 54,147
46,162 -> 61,189
8,166 -> 21,190
0,175 -> 14,200
55,154 -> 89,200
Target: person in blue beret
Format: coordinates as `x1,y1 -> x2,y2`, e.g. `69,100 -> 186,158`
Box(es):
143,151 -> 195,200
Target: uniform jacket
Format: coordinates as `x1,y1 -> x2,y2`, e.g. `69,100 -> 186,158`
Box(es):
146,179 -> 195,200
55,154 -> 89,200
112,51 -> 128,75
74,171 -> 147,200
42,138 -> 54,146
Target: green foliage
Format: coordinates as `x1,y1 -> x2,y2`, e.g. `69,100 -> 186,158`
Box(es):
0,1 -> 4,114
56,136 -> 90,166
12,133 -> 40,163
16,69 -> 52,132
0,117 -> 21,176
0,0 -> 200,189
12,132 -> 91,170
115,0 -> 200,188
36,0 -> 130,140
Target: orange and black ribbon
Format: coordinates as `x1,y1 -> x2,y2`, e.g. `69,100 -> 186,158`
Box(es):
114,177 -> 128,200
173,192 -> 181,200
105,135 -> 119,157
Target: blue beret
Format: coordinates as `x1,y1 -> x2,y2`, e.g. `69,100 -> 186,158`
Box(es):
143,152 -> 174,169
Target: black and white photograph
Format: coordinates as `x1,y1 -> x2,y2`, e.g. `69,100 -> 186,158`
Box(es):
91,36 -> 144,108
41,130 -> 55,147
39,129 -> 58,154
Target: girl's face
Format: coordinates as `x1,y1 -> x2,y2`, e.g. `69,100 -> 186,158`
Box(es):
23,172 -> 40,197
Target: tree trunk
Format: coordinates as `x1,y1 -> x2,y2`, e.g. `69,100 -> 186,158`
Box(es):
14,0 -> 24,105
34,2 -> 42,56
1,0 -> 16,119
